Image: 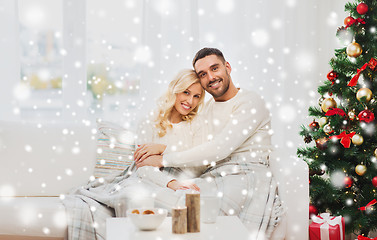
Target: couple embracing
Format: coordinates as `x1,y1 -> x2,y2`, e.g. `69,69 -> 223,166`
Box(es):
64,48 -> 285,240
133,47 -> 285,238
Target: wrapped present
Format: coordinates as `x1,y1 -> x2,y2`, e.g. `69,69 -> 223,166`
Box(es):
309,213 -> 345,240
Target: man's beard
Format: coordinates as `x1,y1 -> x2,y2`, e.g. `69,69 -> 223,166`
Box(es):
207,75 -> 230,98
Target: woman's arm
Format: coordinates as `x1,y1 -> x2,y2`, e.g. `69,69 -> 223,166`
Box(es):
134,143 -> 167,162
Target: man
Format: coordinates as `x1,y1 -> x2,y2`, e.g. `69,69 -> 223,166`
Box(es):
136,48 -> 284,239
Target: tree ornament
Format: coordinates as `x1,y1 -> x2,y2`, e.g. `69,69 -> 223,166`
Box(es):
358,109 -> 375,123
346,42 -> 362,58
327,70 -> 338,84
318,117 -> 328,127
348,110 -> 356,120
309,120 -> 320,131
355,164 -> 367,176
304,135 -> 312,144
326,108 -> 346,117
352,134 -> 364,145
344,176 -> 353,188
309,204 -> 318,218
323,124 -> 333,134
330,131 -> 355,148
344,16 -> 354,26
321,98 -> 337,112
372,177 -> 377,187
357,2 -> 368,15
318,96 -> 325,106
315,137 -> 328,150
356,88 -> 373,102
374,148 -> 377,158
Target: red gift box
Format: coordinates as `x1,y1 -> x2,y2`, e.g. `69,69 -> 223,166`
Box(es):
309,213 -> 345,240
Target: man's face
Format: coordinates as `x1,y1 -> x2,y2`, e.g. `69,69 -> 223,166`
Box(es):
194,55 -> 231,99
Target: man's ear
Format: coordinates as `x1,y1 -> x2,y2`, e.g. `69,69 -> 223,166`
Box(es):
225,61 -> 232,74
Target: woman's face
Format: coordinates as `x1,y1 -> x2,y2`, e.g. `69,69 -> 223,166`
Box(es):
174,82 -> 203,116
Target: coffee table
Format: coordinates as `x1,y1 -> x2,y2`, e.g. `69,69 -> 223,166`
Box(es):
107,216 -> 249,240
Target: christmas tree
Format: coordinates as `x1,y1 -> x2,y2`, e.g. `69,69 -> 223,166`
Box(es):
297,0 -> 377,236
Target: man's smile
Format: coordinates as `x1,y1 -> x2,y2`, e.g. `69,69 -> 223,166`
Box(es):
208,79 -> 222,89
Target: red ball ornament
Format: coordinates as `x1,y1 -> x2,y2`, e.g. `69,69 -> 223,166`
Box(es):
309,120 -> 320,131
358,109 -> 375,123
344,16 -> 354,26
372,177 -> 377,187
344,176 -> 353,188
309,204 -> 318,218
357,3 -> 368,15
327,70 -> 338,83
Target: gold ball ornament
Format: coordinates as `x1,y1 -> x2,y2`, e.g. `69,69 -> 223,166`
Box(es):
355,164 -> 367,176
346,42 -> 362,58
318,117 -> 328,127
348,110 -> 356,120
323,124 -> 333,134
352,134 -> 364,146
374,148 -> 377,158
321,98 -> 337,112
356,88 -> 373,103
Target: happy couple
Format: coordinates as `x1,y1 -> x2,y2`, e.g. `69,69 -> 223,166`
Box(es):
132,47 -> 285,239
63,47 -> 284,240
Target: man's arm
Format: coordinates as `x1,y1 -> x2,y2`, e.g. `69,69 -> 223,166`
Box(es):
162,95 -> 270,167
135,166 -> 175,187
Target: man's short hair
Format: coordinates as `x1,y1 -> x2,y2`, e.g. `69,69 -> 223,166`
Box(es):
192,47 -> 226,68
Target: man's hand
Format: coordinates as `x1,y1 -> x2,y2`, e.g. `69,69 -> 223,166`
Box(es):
167,179 -> 200,192
135,155 -> 164,168
134,143 -> 167,162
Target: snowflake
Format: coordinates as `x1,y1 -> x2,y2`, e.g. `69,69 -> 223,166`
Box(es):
251,29 -> 270,47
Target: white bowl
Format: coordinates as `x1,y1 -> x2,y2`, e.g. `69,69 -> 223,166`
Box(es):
126,208 -> 168,231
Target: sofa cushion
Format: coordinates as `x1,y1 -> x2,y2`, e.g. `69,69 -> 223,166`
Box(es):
0,197 -> 66,238
94,120 -> 135,179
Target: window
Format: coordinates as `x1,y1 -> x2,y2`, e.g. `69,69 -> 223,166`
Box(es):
18,0 -> 64,119
86,0 -> 143,124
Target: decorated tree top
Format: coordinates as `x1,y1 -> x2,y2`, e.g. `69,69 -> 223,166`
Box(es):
297,0 -> 377,236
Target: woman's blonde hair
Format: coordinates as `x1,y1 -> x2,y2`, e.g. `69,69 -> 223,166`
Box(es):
155,69 -> 205,137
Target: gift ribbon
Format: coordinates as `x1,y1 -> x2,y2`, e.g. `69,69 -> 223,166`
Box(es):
358,236 -> 377,240
358,199 -> 377,211
345,18 -> 366,29
330,131 -> 355,148
348,58 -> 377,87
325,108 -> 346,117
312,213 -> 344,240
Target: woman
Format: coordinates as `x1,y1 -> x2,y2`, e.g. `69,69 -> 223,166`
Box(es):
63,69 -> 207,240
134,68 -> 207,192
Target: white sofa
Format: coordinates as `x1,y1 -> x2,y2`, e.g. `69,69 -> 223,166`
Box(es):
0,121 -> 309,240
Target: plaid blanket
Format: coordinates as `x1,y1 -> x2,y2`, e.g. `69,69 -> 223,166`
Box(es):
62,156 -> 284,240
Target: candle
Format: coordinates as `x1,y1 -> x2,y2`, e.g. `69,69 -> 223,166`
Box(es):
172,206 -> 187,234
186,193 -> 200,232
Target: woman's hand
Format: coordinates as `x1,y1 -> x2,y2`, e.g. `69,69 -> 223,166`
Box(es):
167,179 -> 200,192
134,143 -> 167,162
135,155 -> 164,168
